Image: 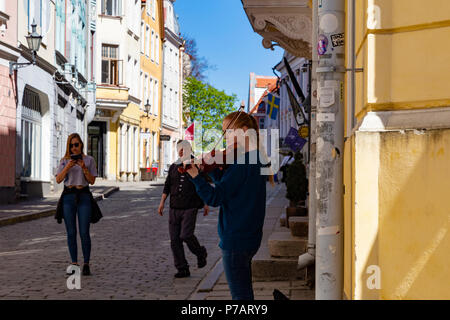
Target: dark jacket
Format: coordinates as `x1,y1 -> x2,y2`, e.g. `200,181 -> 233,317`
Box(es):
189,150 -> 267,251
55,186 -> 103,224
163,162 -> 204,210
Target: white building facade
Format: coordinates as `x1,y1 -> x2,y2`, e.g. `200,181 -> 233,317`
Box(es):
161,0 -> 183,175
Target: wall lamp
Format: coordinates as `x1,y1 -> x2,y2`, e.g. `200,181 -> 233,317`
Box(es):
10,20 -> 42,75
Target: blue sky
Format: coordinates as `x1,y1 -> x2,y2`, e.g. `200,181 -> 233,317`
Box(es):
173,0 -> 284,109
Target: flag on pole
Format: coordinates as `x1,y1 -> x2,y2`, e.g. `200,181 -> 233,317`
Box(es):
286,83 -> 306,125
285,127 -> 307,152
185,123 -> 194,141
267,93 -> 280,120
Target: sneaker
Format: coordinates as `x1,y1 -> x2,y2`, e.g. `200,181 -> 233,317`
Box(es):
197,247 -> 207,268
82,264 -> 91,276
174,268 -> 190,278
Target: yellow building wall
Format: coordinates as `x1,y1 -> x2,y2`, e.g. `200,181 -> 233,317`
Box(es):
346,0 -> 450,299
140,0 -> 164,166
378,130 -> 450,299
354,0 -> 450,120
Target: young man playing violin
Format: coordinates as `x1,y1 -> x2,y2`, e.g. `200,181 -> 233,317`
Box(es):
158,140 -> 209,278
184,111 -> 269,300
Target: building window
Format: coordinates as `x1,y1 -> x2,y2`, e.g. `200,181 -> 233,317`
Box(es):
101,44 -> 122,85
153,80 -> 158,116
151,29 -> 155,61
140,22 -> 145,53
155,34 -> 159,64
101,0 -> 121,16
21,88 -> 42,179
145,25 -> 150,57
149,78 -> 154,113
144,73 -> 149,106
152,0 -> 156,20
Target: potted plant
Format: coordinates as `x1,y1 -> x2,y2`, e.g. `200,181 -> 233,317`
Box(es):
285,151 -> 308,219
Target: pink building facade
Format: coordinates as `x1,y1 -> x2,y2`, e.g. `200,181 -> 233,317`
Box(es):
0,0 -> 20,203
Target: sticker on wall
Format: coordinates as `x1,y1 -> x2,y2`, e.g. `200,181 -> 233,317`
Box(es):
318,34 -> 329,56
320,13 -> 339,33
330,33 -> 344,47
317,113 -> 335,122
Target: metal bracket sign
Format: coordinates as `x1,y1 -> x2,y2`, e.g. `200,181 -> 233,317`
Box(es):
160,135 -> 171,141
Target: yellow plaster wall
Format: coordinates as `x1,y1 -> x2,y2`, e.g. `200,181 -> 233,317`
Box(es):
354,0 -> 450,118
140,0 -> 164,134
377,130 -> 450,299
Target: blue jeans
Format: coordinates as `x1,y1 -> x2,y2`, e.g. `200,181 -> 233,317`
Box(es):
222,248 -> 258,300
62,193 -> 92,264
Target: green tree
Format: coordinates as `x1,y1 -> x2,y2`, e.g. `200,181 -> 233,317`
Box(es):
183,76 -> 237,150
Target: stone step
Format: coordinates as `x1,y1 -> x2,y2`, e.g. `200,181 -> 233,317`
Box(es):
286,206 -> 308,226
252,248 -> 306,281
268,231 -> 307,258
279,213 -> 287,227
289,216 -> 308,237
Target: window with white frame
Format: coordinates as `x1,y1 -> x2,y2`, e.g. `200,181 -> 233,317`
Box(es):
139,71 -> 143,107
149,78 -> 154,114
151,29 -> 155,61
145,25 -> 150,57
146,0 -> 151,15
153,80 -> 159,116
140,22 -> 145,53
127,55 -> 132,92
155,34 -> 160,64
133,59 -> 138,97
152,0 -> 156,20
101,0 -> 121,16
144,74 -> 149,106
101,44 -> 122,85
21,88 -> 42,179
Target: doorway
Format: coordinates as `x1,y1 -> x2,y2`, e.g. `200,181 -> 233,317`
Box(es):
88,121 -> 106,178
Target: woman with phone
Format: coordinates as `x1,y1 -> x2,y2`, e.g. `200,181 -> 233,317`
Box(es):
55,133 -> 97,275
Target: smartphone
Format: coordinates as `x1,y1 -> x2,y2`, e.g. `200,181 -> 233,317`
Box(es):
70,154 -> 83,161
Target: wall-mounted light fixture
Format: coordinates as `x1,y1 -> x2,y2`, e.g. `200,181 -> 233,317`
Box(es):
10,20 -> 42,75
144,100 -> 151,117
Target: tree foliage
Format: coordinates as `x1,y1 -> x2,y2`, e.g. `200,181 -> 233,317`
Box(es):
183,76 -> 237,149
182,34 -> 215,81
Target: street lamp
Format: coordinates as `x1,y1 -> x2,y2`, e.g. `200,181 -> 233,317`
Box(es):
10,20 -> 42,75
144,100 -> 151,117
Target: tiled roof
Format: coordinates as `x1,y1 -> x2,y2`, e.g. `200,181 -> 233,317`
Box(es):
256,77 -> 277,89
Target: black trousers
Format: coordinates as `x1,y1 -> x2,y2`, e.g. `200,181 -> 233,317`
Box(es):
169,208 -> 206,270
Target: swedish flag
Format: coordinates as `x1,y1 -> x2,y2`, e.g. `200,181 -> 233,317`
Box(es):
267,93 -> 280,120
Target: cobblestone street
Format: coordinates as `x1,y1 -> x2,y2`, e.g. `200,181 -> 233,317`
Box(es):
0,182 -> 221,300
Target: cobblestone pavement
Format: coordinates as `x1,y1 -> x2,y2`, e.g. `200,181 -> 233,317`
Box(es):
0,182 -> 221,300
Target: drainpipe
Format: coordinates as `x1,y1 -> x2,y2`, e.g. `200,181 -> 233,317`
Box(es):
315,0 -> 345,300
298,0 -> 318,271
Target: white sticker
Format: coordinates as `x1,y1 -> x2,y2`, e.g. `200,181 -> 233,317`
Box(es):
317,113 -> 335,122
318,225 -> 340,235
319,87 -> 335,108
320,13 -> 339,33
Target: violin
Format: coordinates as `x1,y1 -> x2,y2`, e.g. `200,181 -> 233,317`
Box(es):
178,106 -> 245,175
177,142 -> 239,174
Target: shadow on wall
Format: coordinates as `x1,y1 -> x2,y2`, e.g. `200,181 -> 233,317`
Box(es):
361,129 -> 450,300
